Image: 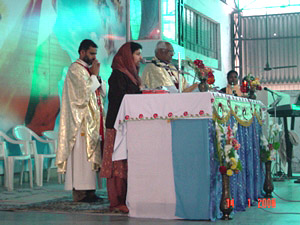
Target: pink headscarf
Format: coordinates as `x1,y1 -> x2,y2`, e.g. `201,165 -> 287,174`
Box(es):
111,42 -> 141,86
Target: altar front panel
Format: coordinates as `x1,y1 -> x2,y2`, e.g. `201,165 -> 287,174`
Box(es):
126,119 -> 211,220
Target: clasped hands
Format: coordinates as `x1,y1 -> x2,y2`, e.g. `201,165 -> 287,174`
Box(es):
90,59 -> 102,83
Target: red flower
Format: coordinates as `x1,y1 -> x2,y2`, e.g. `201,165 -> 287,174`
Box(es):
183,111 -> 188,116
268,143 -> 273,150
240,81 -> 249,93
211,98 -> 215,103
139,114 -> 143,119
193,59 -> 205,69
168,112 -> 173,117
207,74 -> 215,85
153,113 -> 158,118
199,110 -> 204,115
125,115 -> 130,120
256,86 -> 262,90
219,166 -> 227,174
218,103 -> 222,107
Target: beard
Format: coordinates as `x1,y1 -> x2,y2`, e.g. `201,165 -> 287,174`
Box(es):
82,56 -> 93,65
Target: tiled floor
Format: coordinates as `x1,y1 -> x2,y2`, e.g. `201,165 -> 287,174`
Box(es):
1,176 -> 300,225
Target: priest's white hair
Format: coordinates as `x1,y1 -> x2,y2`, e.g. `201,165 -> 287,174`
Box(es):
155,41 -> 170,53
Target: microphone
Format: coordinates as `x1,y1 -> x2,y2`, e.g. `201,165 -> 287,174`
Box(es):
264,87 -> 281,97
264,87 -> 282,108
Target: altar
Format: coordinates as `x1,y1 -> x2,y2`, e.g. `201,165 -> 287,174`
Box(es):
113,92 -> 266,220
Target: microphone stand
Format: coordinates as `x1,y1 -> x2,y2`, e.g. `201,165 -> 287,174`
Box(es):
154,63 -> 193,93
231,83 -> 237,96
269,92 -> 285,181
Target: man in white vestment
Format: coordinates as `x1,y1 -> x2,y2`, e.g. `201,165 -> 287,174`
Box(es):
142,41 -> 198,93
56,39 -> 106,202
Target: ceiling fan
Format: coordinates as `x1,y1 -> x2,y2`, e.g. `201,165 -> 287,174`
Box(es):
263,14 -> 297,71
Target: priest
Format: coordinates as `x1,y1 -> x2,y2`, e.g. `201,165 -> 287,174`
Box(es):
56,39 -> 105,202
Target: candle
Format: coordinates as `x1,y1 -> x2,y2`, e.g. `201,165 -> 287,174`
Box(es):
178,52 -> 181,93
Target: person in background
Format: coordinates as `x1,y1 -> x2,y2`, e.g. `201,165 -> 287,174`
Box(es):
141,41 -> 198,93
100,42 -> 143,213
56,39 -> 105,202
220,70 -> 242,96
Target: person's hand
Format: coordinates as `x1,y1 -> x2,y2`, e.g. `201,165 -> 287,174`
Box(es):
90,59 -> 100,75
183,82 -> 199,92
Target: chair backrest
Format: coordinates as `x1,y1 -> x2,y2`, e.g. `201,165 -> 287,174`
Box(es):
0,130 -> 30,156
42,131 -> 58,153
0,131 -> 7,159
13,125 -> 38,155
13,125 -> 33,141
13,126 -> 56,155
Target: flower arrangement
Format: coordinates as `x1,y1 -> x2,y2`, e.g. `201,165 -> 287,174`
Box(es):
260,123 -> 281,162
215,122 -> 242,176
240,74 -> 262,94
187,59 -> 215,85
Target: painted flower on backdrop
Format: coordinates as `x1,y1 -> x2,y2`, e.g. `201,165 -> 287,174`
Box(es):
186,58 -> 215,85
215,122 -> 242,176
260,123 -> 281,162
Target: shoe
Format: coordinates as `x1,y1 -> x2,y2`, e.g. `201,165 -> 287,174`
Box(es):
76,195 -> 103,203
110,204 -> 129,213
89,195 -> 104,202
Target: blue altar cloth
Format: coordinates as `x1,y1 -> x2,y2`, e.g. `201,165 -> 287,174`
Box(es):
171,117 -> 264,220
171,119 -> 210,219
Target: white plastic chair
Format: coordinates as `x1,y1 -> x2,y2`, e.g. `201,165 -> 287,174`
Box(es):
42,130 -> 64,184
12,126 -> 56,187
0,131 -> 33,191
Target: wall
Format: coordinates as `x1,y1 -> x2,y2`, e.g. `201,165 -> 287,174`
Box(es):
0,0 -> 126,175
0,0 -> 126,134
184,0 -> 233,89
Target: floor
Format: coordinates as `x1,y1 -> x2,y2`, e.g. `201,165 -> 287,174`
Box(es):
1,174 -> 300,225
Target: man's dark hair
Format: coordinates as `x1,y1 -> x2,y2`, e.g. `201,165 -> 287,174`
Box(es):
130,42 -> 142,54
78,39 -> 98,54
227,70 -> 238,79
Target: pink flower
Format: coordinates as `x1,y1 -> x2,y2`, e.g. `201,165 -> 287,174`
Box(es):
199,110 -> 204,115
139,114 -> 143,119
211,98 -> 215,103
168,112 -> 173,118
234,143 -> 240,150
125,115 -> 130,120
232,139 -> 238,146
153,113 -> 158,118
232,139 -> 240,150
183,111 -> 188,116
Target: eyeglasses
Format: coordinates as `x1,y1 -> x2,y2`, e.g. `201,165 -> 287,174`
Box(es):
163,49 -> 174,54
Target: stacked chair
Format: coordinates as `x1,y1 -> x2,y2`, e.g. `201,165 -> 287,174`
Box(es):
0,131 -> 33,191
42,130 -> 64,184
12,126 -> 56,187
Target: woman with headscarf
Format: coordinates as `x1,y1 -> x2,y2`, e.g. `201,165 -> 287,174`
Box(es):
100,42 -> 143,213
